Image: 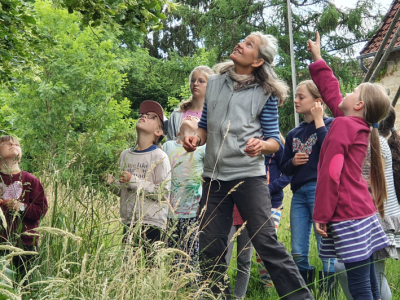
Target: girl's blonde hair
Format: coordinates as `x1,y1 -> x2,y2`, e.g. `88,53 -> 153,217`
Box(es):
179,66 -> 214,112
359,82 -> 391,218
297,80 -> 322,101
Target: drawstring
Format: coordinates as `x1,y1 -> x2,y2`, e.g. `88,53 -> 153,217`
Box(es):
251,86 -> 256,118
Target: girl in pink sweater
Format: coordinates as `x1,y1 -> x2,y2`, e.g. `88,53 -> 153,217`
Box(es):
308,32 -> 391,300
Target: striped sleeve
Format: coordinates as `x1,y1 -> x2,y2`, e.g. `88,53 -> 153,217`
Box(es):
198,103 -> 207,130
259,95 -> 280,144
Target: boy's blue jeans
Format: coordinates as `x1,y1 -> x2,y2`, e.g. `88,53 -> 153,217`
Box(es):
290,181 -> 335,273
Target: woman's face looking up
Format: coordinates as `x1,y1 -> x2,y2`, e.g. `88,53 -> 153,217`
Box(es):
230,35 -> 262,69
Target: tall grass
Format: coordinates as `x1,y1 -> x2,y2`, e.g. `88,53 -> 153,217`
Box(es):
1,166 -> 400,299
228,188 -> 400,299
0,167 -> 214,299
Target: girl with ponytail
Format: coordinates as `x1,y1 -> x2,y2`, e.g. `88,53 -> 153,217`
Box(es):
333,107 -> 400,300
308,32 -> 391,300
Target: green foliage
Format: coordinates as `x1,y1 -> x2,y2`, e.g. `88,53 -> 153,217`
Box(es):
141,0 -> 383,132
318,3 -> 340,33
0,0 -> 47,84
51,0 -> 175,31
122,48 -> 217,113
1,1 -> 136,175
0,0 -> 175,85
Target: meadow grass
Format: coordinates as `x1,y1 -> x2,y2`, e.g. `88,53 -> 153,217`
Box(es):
0,168 -> 400,299
228,188 -> 400,299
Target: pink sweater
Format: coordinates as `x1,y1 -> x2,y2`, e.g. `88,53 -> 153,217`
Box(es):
309,60 -> 377,223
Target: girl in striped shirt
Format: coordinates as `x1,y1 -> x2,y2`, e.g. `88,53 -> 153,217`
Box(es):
308,32 -> 391,300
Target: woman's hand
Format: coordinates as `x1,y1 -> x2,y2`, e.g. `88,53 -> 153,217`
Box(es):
311,102 -> 325,129
183,135 -> 199,152
315,222 -> 328,237
307,31 -> 322,62
119,171 -> 132,183
292,153 -> 309,166
244,138 -> 262,157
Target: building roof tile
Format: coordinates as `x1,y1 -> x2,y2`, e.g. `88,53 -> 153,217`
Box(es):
360,0 -> 400,56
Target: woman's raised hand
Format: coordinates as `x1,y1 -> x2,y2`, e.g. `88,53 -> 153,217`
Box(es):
307,31 -> 322,62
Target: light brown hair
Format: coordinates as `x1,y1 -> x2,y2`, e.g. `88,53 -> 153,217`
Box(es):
359,83 -> 391,218
297,80 -> 322,101
179,66 -> 214,112
0,135 -> 20,146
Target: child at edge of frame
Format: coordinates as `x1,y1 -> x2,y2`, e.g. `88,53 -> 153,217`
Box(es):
0,135 -> 48,282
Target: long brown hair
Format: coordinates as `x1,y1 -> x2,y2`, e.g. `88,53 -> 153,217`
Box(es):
379,106 -> 400,204
179,66 -> 214,112
360,83 -> 391,217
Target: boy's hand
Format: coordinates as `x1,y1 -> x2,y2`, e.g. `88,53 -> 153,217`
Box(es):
307,31 -> 322,62
102,174 -> 114,184
293,153 -> 309,166
119,171 -> 133,183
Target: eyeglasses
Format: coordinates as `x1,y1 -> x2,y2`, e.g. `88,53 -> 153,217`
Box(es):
190,79 -> 207,85
0,142 -> 21,147
139,113 -> 159,120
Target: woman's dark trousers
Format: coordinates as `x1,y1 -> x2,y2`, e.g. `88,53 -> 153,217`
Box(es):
199,176 -> 314,300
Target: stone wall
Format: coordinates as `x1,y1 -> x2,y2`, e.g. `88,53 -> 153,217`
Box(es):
378,50 -> 400,128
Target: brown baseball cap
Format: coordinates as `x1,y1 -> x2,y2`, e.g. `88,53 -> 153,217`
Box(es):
140,100 -> 164,122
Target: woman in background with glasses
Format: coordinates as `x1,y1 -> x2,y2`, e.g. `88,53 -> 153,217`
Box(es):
167,66 -> 214,141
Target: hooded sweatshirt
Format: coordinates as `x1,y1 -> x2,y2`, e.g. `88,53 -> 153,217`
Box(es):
112,147 -> 171,229
0,171 -> 48,246
309,59 -> 376,224
281,117 -> 333,192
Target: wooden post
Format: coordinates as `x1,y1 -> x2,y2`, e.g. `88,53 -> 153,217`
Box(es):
363,6 -> 400,83
392,84 -> 400,107
370,25 -> 400,83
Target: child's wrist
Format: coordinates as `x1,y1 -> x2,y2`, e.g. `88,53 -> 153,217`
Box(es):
315,118 -> 325,129
313,55 -> 322,62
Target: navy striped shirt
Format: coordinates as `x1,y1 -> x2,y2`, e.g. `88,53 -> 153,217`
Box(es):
198,95 -> 280,144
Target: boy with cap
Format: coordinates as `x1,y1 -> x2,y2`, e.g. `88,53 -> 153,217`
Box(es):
106,100 -> 171,243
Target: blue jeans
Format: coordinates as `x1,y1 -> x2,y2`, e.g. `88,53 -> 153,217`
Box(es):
290,181 -> 335,272
344,255 -> 380,300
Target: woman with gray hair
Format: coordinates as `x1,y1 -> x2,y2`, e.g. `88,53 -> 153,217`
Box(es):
183,32 -> 314,299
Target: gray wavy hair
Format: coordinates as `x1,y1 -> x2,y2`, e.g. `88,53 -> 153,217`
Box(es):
214,32 -> 289,106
